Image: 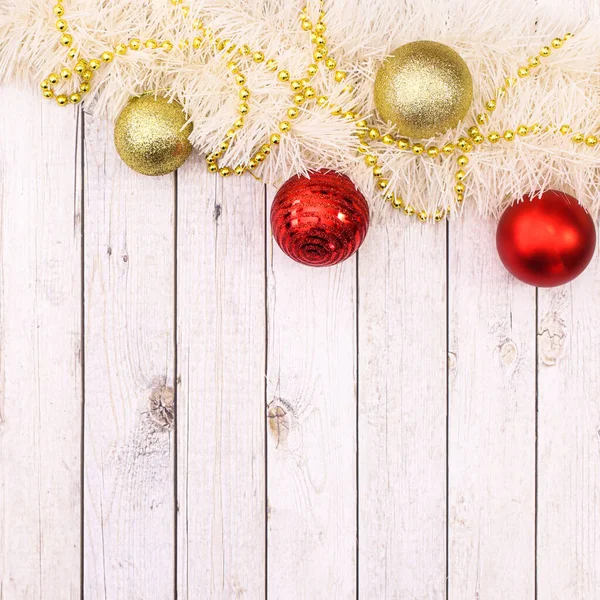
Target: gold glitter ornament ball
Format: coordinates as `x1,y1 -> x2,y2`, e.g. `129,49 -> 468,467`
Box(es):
114,94 -> 193,176
374,41 -> 474,139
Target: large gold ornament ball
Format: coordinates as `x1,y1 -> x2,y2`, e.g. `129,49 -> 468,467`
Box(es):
114,94 -> 193,176
374,41 -> 474,139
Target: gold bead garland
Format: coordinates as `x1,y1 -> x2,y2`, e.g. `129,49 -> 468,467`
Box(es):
42,3 -> 590,222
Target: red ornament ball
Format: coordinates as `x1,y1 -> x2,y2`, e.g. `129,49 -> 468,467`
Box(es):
496,190 -> 596,287
271,170 -> 370,267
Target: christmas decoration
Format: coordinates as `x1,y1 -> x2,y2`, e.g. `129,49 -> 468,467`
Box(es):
0,0 -> 600,224
270,170 -> 369,267
373,41 -> 473,139
114,94 -> 193,176
496,191 -> 596,287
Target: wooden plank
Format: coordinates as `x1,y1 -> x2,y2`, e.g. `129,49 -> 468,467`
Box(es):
448,216 -> 536,597
266,187 -> 357,598
537,241 -> 600,599
176,162 -> 266,598
0,87 -> 82,597
82,112 -> 175,598
358,216 -> 448,599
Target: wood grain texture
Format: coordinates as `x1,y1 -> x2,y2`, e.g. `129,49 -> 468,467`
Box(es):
176,160 -> 266,598
448,216 -> 536,598
537,239 -> 600,600
82,113 -> 175,599
0,86 -> 82,599
266,188 -> 357,600
358,217 -> 447,600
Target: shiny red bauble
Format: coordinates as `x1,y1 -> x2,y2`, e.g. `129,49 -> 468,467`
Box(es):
270,170 -> 370,267
496,190 -> 596,287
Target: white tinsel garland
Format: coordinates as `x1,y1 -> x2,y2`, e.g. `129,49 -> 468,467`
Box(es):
1,0 -> 600,218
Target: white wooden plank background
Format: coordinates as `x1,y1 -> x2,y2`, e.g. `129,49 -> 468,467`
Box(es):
2,17 -> 600,596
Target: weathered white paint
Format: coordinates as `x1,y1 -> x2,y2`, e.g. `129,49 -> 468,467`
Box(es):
176,161 -> 266,598
358,216 -> 447,600
266,188 -> 357,599
537,239 -> 600,600
82,113 -> 175,598
448,215 -> 536,598
0,86 -> 82,598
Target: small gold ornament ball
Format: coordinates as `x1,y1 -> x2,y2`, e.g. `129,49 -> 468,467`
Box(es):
374,41 -> 474,139
114,94 -> 193,176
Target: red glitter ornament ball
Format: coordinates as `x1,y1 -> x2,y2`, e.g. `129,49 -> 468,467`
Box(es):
271,170 -> 370,267
496,190 -> 596,287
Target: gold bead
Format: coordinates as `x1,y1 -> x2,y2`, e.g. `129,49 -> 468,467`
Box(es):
412,143 -> 425,155
404,205 -> 415,216
552,38 -> 563,49
456,194 -> 464,203
486,99 -> 497,112
40,80 -> 50,90
48,73 -> 59,85
239,88 -> 250,100
161,41 -> 173,52
208,164 -> 218,173
586,135 -> 598,147
442,143 -> 455,155
373,166 -> 383,177
504,130 -> 515,141
517,66 -> 530,78
307,64 -> 318,77
531,123 -> 542,135
368,128 -> 380,140
43,90 -> 54,99
325,58 -> 336,70
60,68 -> 72,80
145,39 -> 158,49
115,44 -> 128,55
457,138 -> 470,150
418,210 -> 428,222
457,155 -> 469,167
225,128 -> 236,139
365,155 -> 378,167
287,107 -> 299,119
398,139 -> 410,151
89,59 -> 101,70
253,52 -> 264,63
255,152 -> 266,163
266,59 -> 278,71
276,70 -> 290,83
476,113 -> 488,125
234,166 -> 245,175
434,209 -> 445,221
238,44 -> 251,56
392,196 -> 404,209
56,19 -> 68,32
219,140 -> 230,152
378,179 -> 389,190
302,19 -> 313,31
238,102 -> 249,115
468,126 -> 480,139
60,34 -> 72,46
517,125 -> 529,136
220,167 -> 231,177
427,146 -> 439,158
279,121 -> 291,132
101,51 -> 114,62
506,77 -> 517,87
334,70 -> 346,82
235,73 -> 246,86
82,70 -> 93,81
539,46 -> 551,57
294,93 -> 305,105
528,56 -> 541,68
564,33 -> 573,40
67,48 -> 78,59
54,4 -> 64,16
79,82 -> 90,93
291,80 -> 303,91
572,133 -> 585,143
129,38 -> 141,50
382,134 -> 395,145
317,96 -> 328,106
56,95 -> 68,106
315,36 -> 327,46
455,183 -> 465,194
70,93 -> 81,104
74,61 -> 86,74
559,124 -> 572,135
456,169 -> 466,181
304,87 -> 316,99
488,132 -> 501,143
261,144 -> 271,155
233,118 -> 244,129
247,159 -> 257,169
206,153 -> 217,164
270,133 -> 281,145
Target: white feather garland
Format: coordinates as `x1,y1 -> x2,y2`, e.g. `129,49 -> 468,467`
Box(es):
1,0 -> 600,219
